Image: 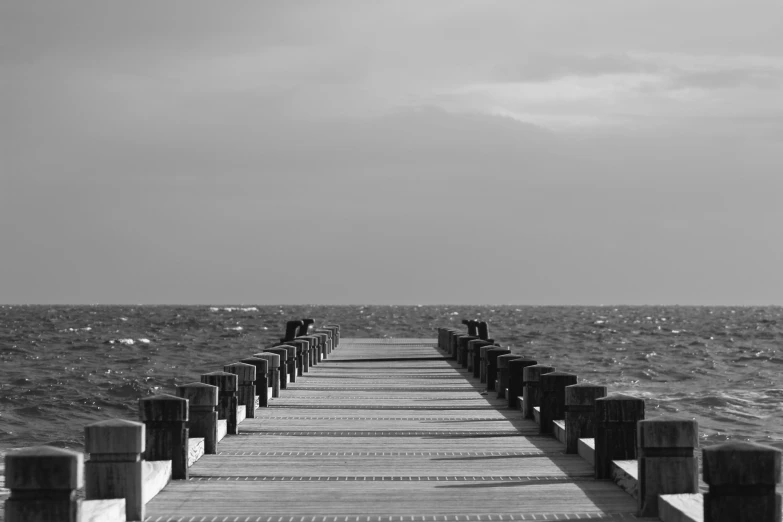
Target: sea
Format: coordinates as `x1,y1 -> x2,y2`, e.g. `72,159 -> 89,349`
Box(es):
1,304 -> 782,470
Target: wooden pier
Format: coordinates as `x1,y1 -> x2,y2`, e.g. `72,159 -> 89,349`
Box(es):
5,322 -> 782,522
144,338 -> 637,521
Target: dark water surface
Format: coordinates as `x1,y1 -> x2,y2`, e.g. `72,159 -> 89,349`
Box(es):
1,305 -> 782,459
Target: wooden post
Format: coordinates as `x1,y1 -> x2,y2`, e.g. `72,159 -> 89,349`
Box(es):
564,383 -> 606,454
314,329 -> 333,356
594,393 -> 645,479
283,339 -> 307,374
139,394 -> 189,480
304,335 -> 320,366
457,335 -> 479,367
271,345 -> 295,383
240,358 -> 270,408
449,331 -> 460,360
496,354 -> 522,399
263,348 -> 289,389
467,339 -> 492,377
703,441 -> 781,522
278,345 -> 298,382
452,334 -> 468,363
485,347 -> 511,392
312,332 -> 329,360
253,353 -> 280,398
522,365 -> 555,420
176,382 -> 219,454
5,446 -> 83,522
224,362 -> 257,418
303,335 -> 320,363
84,418 -> 145,521
323,324 -> 340,347
293,339 -> 310,373
466,339 -> 478,375
294,335 -> 314,367
479,345 -> 494,383
298,335 -> 319,364
200,371 -> 239,435
507,358 -> 537,409
539,372 -> 578,435
637,417 -> 699,517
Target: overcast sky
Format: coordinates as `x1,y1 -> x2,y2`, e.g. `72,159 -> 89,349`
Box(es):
2,1 -> 782,305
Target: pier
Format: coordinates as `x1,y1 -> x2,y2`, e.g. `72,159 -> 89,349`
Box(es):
3,320 -> 782,522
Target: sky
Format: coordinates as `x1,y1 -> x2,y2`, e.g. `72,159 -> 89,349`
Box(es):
1,1 -> 782,305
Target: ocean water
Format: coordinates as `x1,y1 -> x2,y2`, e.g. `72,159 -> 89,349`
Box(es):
1,304 -> 782,461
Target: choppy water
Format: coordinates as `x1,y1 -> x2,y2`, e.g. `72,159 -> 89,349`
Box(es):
1,304 -> 782,460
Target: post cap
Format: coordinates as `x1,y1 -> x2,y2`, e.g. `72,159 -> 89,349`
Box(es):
541,371 -> 578,378
496,354 -> 522,368
522,365 -> 556,381
239,358 -> 269,374
262,347 -> 288,362
595,393 -> 645,422
540,371 -> 578,390
5,446 -> 84,490
486,347 -> 512,359
176,382 -> 219,406
224,362 -> 257,383
200,371 -> 238,392
479,345 -> 498,357
703,441 -> 782,486
85,418 -> 145,454
564,383 -> 607,405
277,345 -> 297,358
509,358 -> 537,367
638,417 -> 698,449
252,353 -> 280,368
139,393 -> 189,422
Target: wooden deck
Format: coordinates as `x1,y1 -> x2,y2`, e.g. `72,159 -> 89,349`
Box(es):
144,339 -> 639,522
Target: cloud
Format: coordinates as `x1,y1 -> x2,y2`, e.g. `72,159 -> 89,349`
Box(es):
432,50 -> 783,133
491,53 -> 660,83
671,68 -> 783,90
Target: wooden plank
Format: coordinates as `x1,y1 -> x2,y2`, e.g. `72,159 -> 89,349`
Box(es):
146,480 -> 636,517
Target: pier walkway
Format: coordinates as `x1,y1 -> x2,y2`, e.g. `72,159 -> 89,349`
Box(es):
145,338 -> 637,521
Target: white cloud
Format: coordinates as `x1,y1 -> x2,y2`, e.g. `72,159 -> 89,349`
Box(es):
433,52 -> 783,133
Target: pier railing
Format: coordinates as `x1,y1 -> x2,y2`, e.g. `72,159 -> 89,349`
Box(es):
438,323 -> 782,522
3,320 -> 339,522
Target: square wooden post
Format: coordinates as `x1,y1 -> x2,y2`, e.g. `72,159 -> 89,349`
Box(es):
564,383 -> 606,454
139,394 -> 189,480
201,371 -> 239,435
594,393 -> 645,479
637,417 -> 698,517
84,418 -> 145,521
539,371 -> 578,435
522,365 -> 555,420
703,442 -> 781,522
176,382 -> 219,454
224,362 -> 257,418
5,446 -> 83,522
